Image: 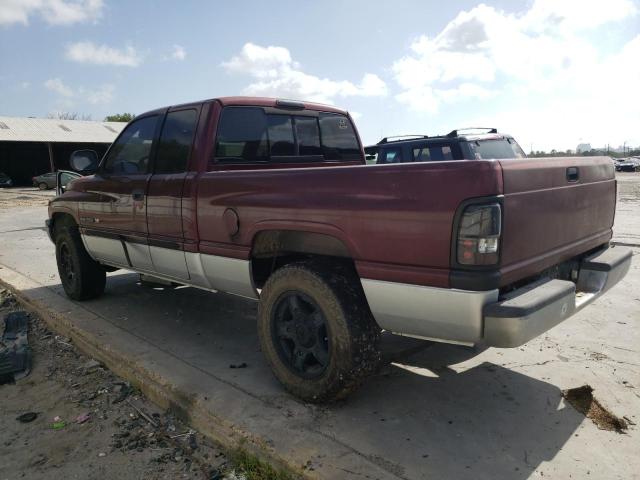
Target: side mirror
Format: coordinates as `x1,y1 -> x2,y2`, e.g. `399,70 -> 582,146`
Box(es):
69,149 -> 99,174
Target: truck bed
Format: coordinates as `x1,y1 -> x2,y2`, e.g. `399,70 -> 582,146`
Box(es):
196,156 -> 616,291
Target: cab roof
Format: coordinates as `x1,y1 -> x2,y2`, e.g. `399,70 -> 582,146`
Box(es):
137,96 -> 349,118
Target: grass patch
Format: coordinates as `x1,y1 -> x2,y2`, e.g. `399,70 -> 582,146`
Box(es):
229,447 -> 296,480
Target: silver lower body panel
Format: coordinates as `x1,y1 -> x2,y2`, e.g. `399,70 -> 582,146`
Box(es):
364,245 -> 631,348
80,234 -> 258,300
361,279 -> 498,344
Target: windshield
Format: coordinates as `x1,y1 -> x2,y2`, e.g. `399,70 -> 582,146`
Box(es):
469,138 -> 526,159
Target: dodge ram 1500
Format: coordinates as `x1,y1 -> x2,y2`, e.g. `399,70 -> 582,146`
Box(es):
47,96 -> 631,402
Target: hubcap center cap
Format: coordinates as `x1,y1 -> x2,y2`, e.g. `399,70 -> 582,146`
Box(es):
294,321 -> 313,347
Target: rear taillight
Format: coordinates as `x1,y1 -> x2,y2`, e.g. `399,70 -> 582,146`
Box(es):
456,203 -> 501,266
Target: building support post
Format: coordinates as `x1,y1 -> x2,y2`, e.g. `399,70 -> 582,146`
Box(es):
47,142 -> 55,172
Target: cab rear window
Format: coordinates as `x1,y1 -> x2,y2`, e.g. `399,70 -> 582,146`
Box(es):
214,107 -> 361,164
318,113 -> 361,160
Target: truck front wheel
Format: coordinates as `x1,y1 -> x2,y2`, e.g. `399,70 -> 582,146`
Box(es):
54,221 -> 106,301
257,260 -> 381,402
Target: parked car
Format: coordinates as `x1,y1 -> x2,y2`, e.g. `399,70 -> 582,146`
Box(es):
46,96 -> 631,402
364,128 -> 527,164
0,171 -> 13,188
32,172 -> 58,189
615,158 -> 639,172
33,171 -> 79,190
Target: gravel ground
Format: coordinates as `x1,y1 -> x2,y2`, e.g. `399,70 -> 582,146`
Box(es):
617,172 -> 640,202
0,288 -> 239,480
0,187 -> 53,209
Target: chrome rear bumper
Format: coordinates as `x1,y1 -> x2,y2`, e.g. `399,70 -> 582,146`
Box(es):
483,246 -> 632,347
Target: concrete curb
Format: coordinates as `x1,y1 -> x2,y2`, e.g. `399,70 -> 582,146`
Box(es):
0,265 -> 396,480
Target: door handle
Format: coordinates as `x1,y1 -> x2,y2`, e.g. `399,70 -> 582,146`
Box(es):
132,189 -> 145,201
566,166 -> 579,182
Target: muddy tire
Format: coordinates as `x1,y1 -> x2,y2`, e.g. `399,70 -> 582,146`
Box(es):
38,182 -> 48,190
54,219 -> 106,301
257,259 -> 381,402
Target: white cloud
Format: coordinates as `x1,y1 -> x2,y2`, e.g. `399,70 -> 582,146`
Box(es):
522,0 -> 638,32
44,77 -> 115,105
390,0 -> 640,149
222,42 -> 387,104
393,0 -> 639,113
44,77 -> 74,97
0,0 -> 104,26
170,44 -> 186,61
84,84 -> 115,104
66,41 -> 141,67
436,83 -> 495,103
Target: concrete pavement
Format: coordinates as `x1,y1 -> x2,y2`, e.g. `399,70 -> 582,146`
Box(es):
1,182 -> 639,479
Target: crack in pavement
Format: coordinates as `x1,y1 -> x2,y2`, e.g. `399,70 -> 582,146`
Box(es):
0,226 -> 46,234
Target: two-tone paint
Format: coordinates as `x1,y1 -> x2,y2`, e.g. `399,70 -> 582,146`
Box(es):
48,96 -> 624,346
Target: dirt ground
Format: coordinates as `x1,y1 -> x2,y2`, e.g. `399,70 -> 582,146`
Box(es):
0,187 -> 53,209
0,288 -> 243,480
617,172 -> 640,201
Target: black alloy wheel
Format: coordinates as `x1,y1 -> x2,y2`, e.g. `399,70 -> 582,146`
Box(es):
271,291 -> 330,379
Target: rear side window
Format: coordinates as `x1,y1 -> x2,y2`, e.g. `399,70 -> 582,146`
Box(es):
155,109 -> 198,173
413,145 -> 454,161
470,139 -> 526,159
103,115 -> 158,174
215,107 -> 269,162
214,107 -> 360,163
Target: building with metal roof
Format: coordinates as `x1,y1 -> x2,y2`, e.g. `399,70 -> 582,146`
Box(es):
0,116 -> 125,186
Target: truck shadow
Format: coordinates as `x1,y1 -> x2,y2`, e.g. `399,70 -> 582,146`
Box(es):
42,272 -> 585,480
341,342 -> 584,479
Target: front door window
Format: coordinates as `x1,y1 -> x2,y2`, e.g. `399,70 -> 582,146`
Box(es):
102,116 -> 158,174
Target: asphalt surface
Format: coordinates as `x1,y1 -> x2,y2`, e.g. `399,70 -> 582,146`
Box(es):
0,177 -> 639,480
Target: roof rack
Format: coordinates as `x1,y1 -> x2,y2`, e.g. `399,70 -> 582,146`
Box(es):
377,135 -> 429,145
447,127 -> 497,137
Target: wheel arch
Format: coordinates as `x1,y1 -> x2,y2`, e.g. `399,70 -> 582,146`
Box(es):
250,229 -> 358,289
49,211 -> 78,239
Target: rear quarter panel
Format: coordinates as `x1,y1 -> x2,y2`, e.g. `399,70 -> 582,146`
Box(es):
196,160 -> 503,287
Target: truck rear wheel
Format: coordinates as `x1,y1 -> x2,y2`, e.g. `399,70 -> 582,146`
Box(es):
55,220 -> 106,301
257,259 -> 381,402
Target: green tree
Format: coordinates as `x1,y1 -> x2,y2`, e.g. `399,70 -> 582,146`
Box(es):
104,113 -> 135,122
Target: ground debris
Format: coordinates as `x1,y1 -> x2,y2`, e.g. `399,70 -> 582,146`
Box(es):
82,358 -> 102,372
0,292 -> 234,479
15,412 -> 38,423
0,310 -> 31,384
563,385 -> 628,433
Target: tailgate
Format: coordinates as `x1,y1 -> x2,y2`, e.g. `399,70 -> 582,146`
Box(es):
498,157 -> 616,286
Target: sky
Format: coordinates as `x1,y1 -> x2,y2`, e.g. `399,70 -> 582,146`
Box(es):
0,0 -> 639,151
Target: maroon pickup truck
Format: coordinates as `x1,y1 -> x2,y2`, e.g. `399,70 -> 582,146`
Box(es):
47,96 -> 631,402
